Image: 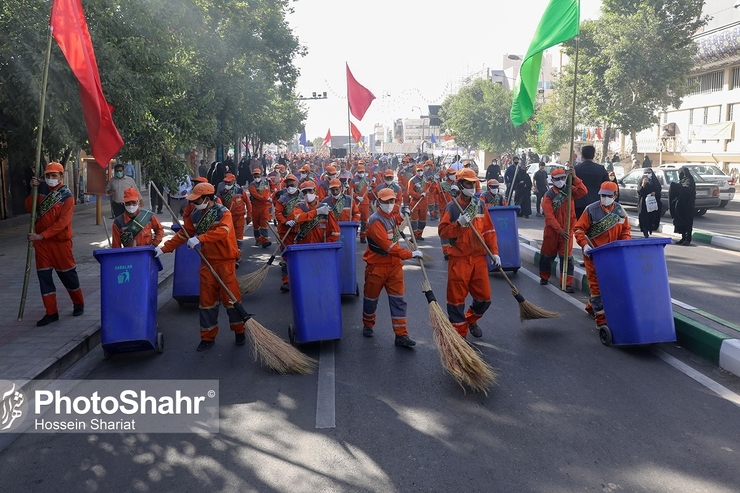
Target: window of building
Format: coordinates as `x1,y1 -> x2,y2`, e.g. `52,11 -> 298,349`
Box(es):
687,70 -> 725,95
704,107 -> 709,124
689,109 -> 694,125
733,67 -> 740,89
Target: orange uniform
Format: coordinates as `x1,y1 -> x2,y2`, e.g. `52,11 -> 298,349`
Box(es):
217,182 -> 252,253
351,172 -> 371,241
439,196 -> 499,337
112,209 -> 164,248
407,172 -> 431,239
574,199 -> 632,326
289,200 -> 341,244
248,175 -> 272,247
274,187 -> 302,287
321,193 -> 360,223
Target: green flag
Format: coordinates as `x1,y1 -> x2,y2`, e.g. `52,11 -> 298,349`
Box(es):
510,0 -> 580,126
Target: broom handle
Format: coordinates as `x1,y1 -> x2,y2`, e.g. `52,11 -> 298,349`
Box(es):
401,215 -> 432,285
101,215 -> 112,248
150,181 -> 239,305
267,222 -> 294,250
451,198 -> 518,291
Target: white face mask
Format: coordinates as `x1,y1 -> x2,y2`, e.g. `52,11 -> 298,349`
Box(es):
224,184 -> 233,190
416,171 -> 424,176
328,174 -> 336,180
300,173 -> 308,180
358,173 -> 365,178
45,178 -> 59,188
380,203 -> 394,214
385,178 -> 393,185
332,191 -> 341,199
254,177 -> 261,182
600,196 -> 615,207
125,205 -> 138,214
462,187 -> 476,197
490,188 -> 499,193
553,179 -> 566,188
305,193 -> 316,203
194,201 -> 209,210
286,186 -> 298,195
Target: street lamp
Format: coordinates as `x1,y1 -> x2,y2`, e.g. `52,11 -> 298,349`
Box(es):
507,54 -> 522,60
411,106 -> 429,154
297,91 -> 328,100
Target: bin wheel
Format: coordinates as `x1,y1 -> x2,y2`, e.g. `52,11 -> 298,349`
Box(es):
177,300 -> 185,307
103,348 -> 111,360
599,326 -> 613,347
512,268 -> 519,274
288,324 -> 295,345
355,284 -> 360,297
156,333 -> 164,353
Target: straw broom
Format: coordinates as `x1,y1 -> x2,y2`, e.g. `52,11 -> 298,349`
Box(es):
150,181 -> 315,374
451,198 -> 559,321
238,227 -> 292,295
402,215 -> 497,394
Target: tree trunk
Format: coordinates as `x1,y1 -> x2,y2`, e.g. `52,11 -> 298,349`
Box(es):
629,129 -> 638,174
601,127 -> 610,164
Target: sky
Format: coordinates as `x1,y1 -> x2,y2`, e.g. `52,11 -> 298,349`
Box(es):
287,0 -> 603,142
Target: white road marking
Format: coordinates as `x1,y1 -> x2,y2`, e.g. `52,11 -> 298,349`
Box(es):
315,340 -> 336,429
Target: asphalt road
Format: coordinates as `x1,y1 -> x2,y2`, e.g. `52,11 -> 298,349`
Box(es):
1,225 -> 739,492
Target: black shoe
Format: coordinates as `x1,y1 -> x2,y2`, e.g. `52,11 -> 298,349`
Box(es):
360,238 -> 366,244
235,259 -> 241,269
157,210 -> 163,214
395,335 -> 416,347
280,283 -> 290,292
468,323 -> 483,338
643,232 -> 649,238
363,327 -> 374,337
416,236 -> 425,242
262,241 -> 272,248
444,253 -> 449,261
674,238 -> 685,245
235,332 -> 246,346
73,304 -> 84,316
197,340 -> 215,351
539,278 -> 548,285
36,313 -> 59,326
565,286 -> 575,293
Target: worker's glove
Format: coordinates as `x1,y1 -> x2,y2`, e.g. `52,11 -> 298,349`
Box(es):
401,205 -> 411,217
286,220 -> 296,227
316,204 -> 330,215
154,247 -> 164,258
267,197 -> 273,203
420,192 -> 426,197
187,236 -> 200,249
411,250 -> 424,259
490,254 -> 501,267
583,244 -> 593,258
457,214 -> 470,226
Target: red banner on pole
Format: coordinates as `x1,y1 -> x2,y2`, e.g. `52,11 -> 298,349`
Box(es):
346,63 -> 376,121
350,122 -> 362,143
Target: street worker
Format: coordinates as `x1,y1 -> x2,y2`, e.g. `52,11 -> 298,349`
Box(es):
397,157 -> 413,205
111,187 -> 164,249
321,178 -> 360,223
217,173 -> 252,267
375,169 -> 403,206
573,181 -> 632,328
248,168 -> 272,248
26,162 -> 85,326
481,179 -> 507,207
298,164 -> 314,184
407,164 -> 431,241
462,161 -> 481,192
106,162 -> 137,219
318,164 -> 339,201
288,181 -> 341,244
352,163 -> 371,243
437,167 -> 460,260
183,177 -> 221,222
423,160 -> 442,220
438,168 -> 500,339
274,174 -> 302,292
538,167 -> 587,292
362,187 -> 423,347
155,182 -> 245,351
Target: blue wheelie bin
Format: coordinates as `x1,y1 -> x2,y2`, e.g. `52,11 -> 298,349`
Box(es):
93,246 -> 164,358
283,243 -> 342,344
170,223 -> 200,305
486,205 -> 521,272
590,237 -> 675,346
338,221 -> 360,297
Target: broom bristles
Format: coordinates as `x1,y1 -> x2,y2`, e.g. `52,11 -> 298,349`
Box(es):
512,288 -> 560,321
428,300 -> 497,394
238,264 -> 270,295
245,318 -> 316,374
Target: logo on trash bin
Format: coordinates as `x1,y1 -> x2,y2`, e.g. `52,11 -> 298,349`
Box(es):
117,271 -> 130,284
0,380 -> 28,432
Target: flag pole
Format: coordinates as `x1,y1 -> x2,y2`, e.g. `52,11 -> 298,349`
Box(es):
347,102 -> 352,165
19,24 -> 54,321
561,32 -> 580,292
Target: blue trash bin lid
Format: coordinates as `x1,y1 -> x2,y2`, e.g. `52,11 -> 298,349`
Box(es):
338,221 -> 360,227
486,205 -> 520,212
284,242 -> 343,253
93,245 -> 163,272
590,237 -> 671,255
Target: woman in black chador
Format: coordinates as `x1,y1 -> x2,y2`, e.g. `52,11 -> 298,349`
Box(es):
669,167 -> 695,245
637,168 -> 662,238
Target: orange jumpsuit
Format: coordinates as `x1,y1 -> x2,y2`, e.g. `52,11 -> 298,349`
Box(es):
539,177 -> 588,286
112,209 -> 164,248
183,196 -> 222,222
374,182 -> 403,206
407,174 -> 430,239
248,179 -> 272,245
218,184 -> 252,252
289,201 -> 341,244
437,181 -> 459,257
439,197 -> 499,337
352,175 -> 371,240
362,208 -> 413,336
574,201 -> 632,326
321,193 -> 360,223
25,183 -> 84,316
274,189 -> 303,285
397,169 -> 412,205
161,204 -> 243,341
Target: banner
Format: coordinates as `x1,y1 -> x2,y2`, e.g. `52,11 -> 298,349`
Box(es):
689,122 -> 734,140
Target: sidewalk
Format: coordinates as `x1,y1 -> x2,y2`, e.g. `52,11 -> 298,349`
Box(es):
0,198 -> 176,394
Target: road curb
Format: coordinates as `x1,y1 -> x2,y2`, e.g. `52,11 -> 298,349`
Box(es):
626,216 -> 740,252
517,236 -> 740,377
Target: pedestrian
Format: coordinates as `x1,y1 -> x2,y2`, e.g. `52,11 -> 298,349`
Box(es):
124,162 -> 136,180
481,179 -> 506,207
513,161 -> 532,218
237,155 -> 251,186
321,178 -> 360,222
317,164 -> 338,201
437,168 -> 460,260
574,181 -> 632,330
217,173 -> 252,267
166,175 -> 192,218
149,177 -> 164,214
25,162 -> 85,326
155,182 -> 245,351
438,168 -> 500,339
538,168 -> 587,292
375,169 -> 404,207
362,187 -> 422,347
351,163 -> 371,244
504,156 -> 520,200
642,154 -> 652,169
106,163 -> 137,219
532,162 -> 549,217
449,154 -> 464,171
198,159 -> 208,178
289,181 -> 340,244
574,145 -> 610,219
207,161 -> 225,186
485,158 -> 501,182
248,168 -> 273,248
407,163 -> 431,240
637,168 -> 661,238
607,171 -> 620,202
274,174 -> 302,292
669,166 -> 696,245
222,153 -> 235,176
111,188 -> 164,248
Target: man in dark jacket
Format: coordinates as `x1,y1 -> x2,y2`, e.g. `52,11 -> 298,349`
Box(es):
574,145 -> 610,219
532,162 -> 549,217
237,155 -> 252,186
485,159 -> 501,182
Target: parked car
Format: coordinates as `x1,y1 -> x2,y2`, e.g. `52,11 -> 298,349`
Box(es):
618,167 -> 721,216
660,164 -> 735,208
526,163 -> 565,188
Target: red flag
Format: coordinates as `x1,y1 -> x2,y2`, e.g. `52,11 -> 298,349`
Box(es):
346,63 -> 376,121
322,129 -> 332,147
51,0 -> 123,167
350,122 -> 362,143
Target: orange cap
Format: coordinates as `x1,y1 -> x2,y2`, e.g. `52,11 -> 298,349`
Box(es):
325,164 -> 337,174
224,173 -> 236,182
599,181 -> 618,195
356,165 -> 365,172
377,188 -> 396,201
384,169 -> 395,177
299,180 -> 317,191
45,162 -> 64,174
551,168 -> 566,178
425,159 -> 434,165
187,182 -> 215,201
487,179 -> 500,186
416,164 -> 424,171
456,168 -> 478,182
252,168 -> 262,176
193,176 -> 209,184
300,164 -> 311,172
123,188 -> 139,203
284,174 -> 298,183
329,178 -> 342,188
445,167 -> 457,176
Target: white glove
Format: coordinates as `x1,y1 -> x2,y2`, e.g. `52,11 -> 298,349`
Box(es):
491,254 -> 501,267
450,185 -> 459,191
420,192 -> 426,197
187,236 -> 200,249
267,197 -> 273,203
457,214 -> 470,226
355,195 -> 362,202
286,220 -> 296,227
316,204 -> 330,215
154,247 -> 164,258
583,244 -> 593,257
411,250 -> 424,259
